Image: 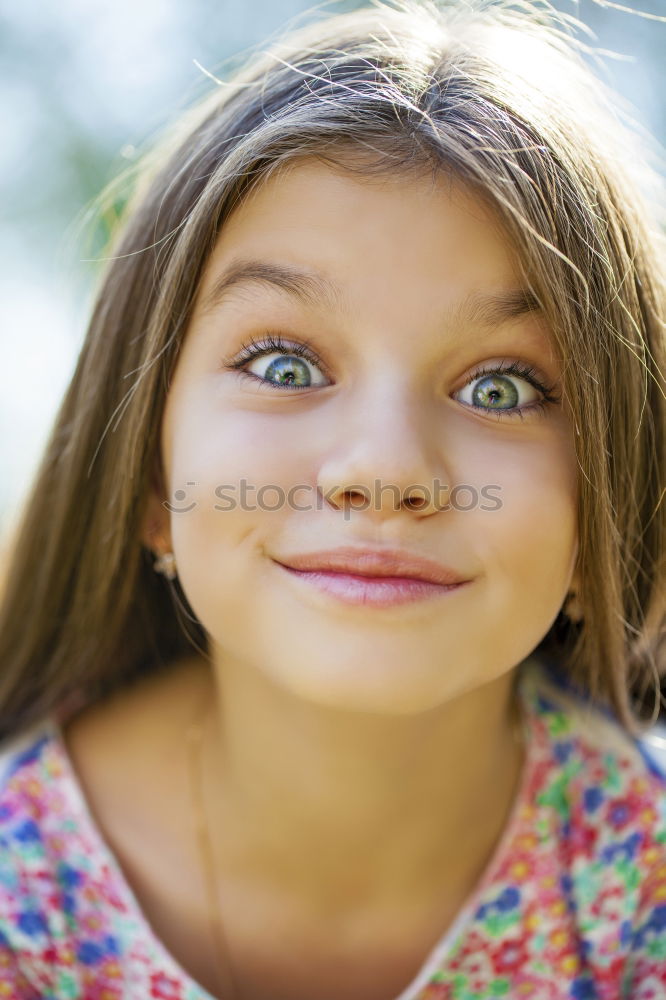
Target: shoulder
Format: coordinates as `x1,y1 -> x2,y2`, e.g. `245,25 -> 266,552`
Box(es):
58,654 -> 210,855
0,719 -> 72,995
518,658 -> 666,990
520,654 -> 666,780
0,657 -> 212,995
519,657 -> 666,848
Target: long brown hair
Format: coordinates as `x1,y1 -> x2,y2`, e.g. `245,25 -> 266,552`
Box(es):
0,0 -> 664,741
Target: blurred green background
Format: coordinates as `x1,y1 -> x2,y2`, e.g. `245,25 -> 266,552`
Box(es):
1,0 -> 665,546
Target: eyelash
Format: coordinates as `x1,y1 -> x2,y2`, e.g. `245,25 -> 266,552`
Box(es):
221,331 -> 562,421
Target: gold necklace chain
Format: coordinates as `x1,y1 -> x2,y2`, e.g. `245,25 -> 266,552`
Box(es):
184,682 -> 527,1000
186,686 -> 243,1000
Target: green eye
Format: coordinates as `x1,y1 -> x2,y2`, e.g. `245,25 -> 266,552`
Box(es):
454,361 -> 560,421
254,352 -> 327,388
226,332 -> 330,390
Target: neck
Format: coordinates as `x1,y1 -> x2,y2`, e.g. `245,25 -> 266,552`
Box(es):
194,652 -> 528,925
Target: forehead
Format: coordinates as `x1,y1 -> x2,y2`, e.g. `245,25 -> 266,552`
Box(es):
222,156 -> 510,243
199,156 -> 522,300
182,156 -> 556,367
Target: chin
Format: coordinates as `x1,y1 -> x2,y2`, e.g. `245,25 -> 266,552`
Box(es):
260,655 -> 481,717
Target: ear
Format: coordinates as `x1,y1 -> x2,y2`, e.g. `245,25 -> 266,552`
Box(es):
560,535 -> 583,622
563,566 -> 584,624
567,535 -> 581,595
569,566 -> 582,596
140,452 -> 172,554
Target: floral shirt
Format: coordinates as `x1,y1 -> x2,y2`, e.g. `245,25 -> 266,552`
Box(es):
0,657 -> 665,999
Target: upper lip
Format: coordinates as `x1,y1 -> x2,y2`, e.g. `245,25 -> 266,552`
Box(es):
272,547 -> 469,586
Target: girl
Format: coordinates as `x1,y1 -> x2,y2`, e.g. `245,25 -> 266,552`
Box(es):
0,0 -> 664,997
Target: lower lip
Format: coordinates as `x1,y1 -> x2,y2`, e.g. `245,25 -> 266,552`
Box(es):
276,565 -> 469,608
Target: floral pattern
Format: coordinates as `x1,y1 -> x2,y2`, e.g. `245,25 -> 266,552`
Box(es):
0,656 -> 664,999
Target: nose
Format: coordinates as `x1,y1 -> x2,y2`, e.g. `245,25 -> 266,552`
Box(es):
316,382 -> 453,520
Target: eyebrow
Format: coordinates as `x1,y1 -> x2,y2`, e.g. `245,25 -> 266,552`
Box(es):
198,257 -> 541,328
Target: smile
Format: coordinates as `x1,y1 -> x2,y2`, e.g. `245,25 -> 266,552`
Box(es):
275,564 -> 471,609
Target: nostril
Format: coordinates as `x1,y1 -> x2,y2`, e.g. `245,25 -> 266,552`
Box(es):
404,493 -> 428,510
344,490 -> 370,508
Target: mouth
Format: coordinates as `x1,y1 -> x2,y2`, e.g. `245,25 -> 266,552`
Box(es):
272,547 -> 472,609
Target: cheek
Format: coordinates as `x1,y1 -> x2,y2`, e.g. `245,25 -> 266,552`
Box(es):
165,397 -> 314,621
168,401 -> 312,506
213,411 -> 304,469
463,428 -> 578,580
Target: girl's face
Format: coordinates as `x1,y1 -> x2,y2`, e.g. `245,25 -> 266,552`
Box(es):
152,157 -> 579,714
